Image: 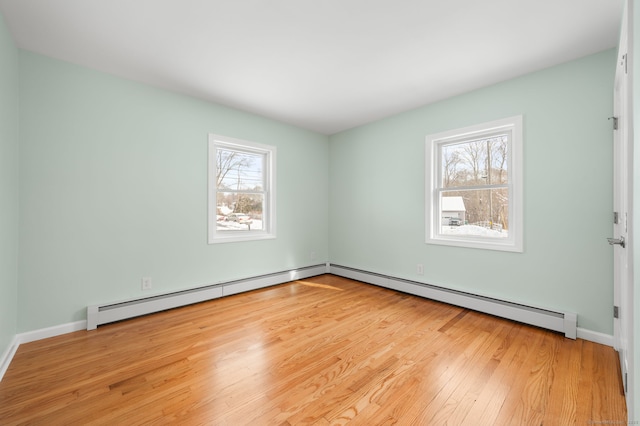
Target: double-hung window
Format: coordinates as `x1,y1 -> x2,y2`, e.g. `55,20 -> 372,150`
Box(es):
425,116 -> 523,252
208,134 -> 276,244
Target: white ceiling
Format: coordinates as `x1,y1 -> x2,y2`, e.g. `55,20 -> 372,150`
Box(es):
0,0 -> 623,135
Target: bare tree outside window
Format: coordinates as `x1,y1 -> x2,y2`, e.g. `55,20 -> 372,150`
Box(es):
440,134 -> 510,237
215,148 -> 265,231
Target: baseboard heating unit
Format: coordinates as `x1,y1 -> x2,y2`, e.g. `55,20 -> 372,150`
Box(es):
86,264 -> 328,330
329,264 -> 577,339
87,263 -> 577,339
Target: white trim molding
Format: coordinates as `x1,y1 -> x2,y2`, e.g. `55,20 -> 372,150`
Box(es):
577,328 -> 615,347
17,321 -> 87,344
0,320 -> 87,382
0,336 -> 19,382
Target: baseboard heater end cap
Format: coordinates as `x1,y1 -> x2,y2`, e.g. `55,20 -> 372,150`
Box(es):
87,305 -> 99,331
564,312 -> 577,339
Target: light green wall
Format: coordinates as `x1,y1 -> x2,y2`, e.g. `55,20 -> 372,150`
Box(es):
329,50 -> 616,334
18,51 -> 329,331
632,0 -> 639,420
0,12 -> 19,357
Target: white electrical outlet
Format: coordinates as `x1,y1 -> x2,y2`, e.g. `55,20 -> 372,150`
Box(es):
310,251 -> 317,261
141,276 -> 153,290
417,264 -> 424,275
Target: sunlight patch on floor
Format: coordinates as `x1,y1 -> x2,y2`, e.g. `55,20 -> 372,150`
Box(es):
296,280 -> 344,291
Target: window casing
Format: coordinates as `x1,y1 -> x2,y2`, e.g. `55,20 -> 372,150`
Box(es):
425,116 -> 523,252
208,134 -> 276,244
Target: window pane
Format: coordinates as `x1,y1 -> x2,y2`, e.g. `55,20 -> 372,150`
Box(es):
442,134 -> 509,188
216,192 -> 264,231
440,189 -> 509,238
216,149 -> 264,191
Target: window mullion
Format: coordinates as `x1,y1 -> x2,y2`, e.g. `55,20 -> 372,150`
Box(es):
225,189 -> 266,195
440,183 -> 509,192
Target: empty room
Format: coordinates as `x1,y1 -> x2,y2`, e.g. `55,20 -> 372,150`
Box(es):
0,0 -> 637,424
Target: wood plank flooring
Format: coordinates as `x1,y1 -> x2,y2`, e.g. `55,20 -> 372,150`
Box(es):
0,274 -> 627,425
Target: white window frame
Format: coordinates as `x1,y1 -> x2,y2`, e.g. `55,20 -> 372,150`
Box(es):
208,134 -> 276,244
425,115 -> 523,252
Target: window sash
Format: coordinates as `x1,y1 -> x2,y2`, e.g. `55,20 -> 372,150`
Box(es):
437,131 -> 512,190
435,135 -> 513,240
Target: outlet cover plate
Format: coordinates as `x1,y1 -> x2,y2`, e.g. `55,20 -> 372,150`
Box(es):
141,277 -> 153,290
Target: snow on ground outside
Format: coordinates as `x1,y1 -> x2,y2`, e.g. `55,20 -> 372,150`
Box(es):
216,217 -> 263,231
441,224 -> 507,238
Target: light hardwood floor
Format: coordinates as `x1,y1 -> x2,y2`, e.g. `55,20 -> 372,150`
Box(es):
0,274 -> 627,425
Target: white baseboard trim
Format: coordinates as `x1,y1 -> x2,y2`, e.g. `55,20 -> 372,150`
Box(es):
0,320 -> 88,382
17,320 -> 87,345
577,328 -> 614,347
0,336 -> 19,382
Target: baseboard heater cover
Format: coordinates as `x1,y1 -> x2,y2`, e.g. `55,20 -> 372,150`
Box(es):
329,264 -> 577,339
86,264 -> 328,330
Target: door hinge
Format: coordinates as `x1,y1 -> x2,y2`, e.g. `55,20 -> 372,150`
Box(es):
623,54 -> 628,75
614,305 -> 620,319
609,116 -> 619,130
614,211 -> 619,224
